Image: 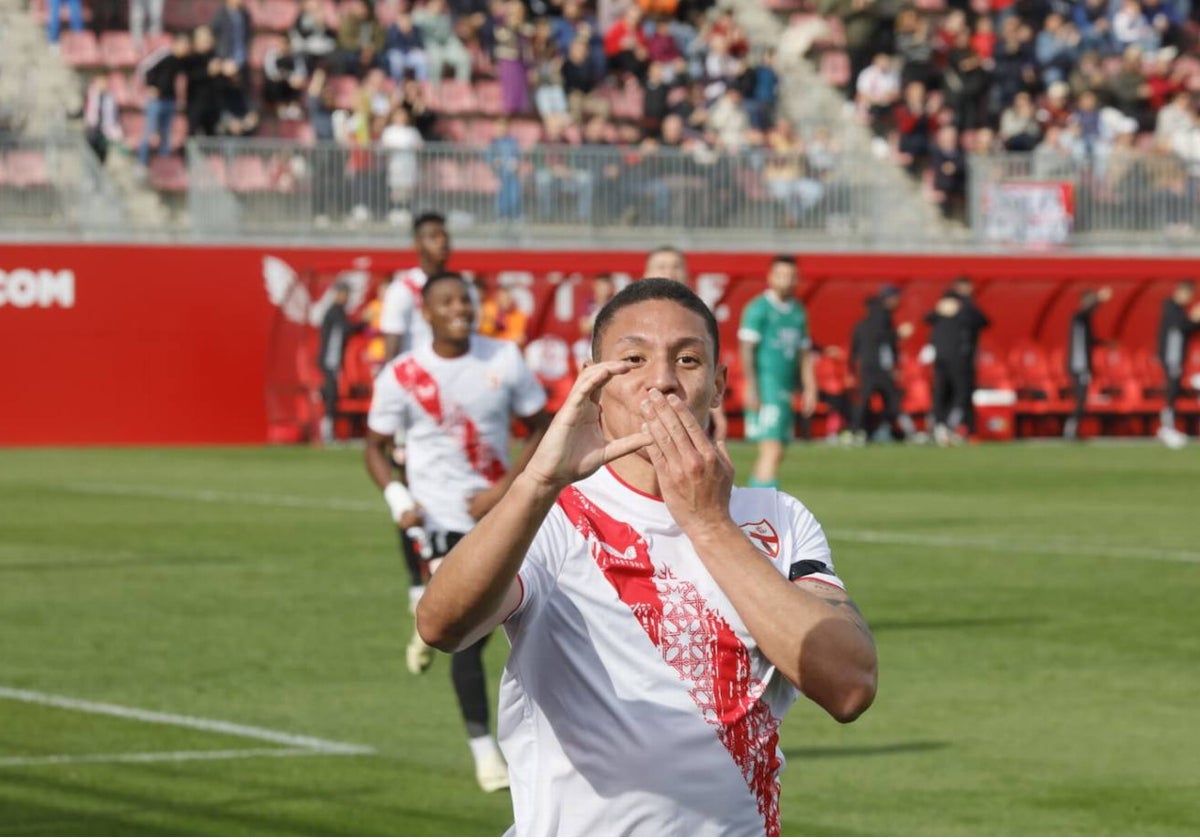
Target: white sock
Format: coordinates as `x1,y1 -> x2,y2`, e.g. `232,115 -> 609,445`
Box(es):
408,585 -> 426,609
469,735 -> 501,763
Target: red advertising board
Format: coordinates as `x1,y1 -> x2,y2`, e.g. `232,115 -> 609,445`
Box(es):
1,244 -> 1194,445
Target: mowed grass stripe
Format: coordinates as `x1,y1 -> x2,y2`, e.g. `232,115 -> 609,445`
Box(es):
0,444 -> 1196,835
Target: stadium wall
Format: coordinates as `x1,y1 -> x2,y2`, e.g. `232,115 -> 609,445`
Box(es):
1,244 -> 1194,445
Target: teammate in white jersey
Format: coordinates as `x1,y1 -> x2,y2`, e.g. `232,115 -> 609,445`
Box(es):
418,279 -> 878,835
380,211 -> 451,362
365,272 -> 550,793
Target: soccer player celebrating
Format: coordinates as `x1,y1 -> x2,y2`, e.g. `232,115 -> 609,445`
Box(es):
380,211 -> 451,362
738,255 -> 817,488
418,279 -> 877,835
365,272 -> 550,792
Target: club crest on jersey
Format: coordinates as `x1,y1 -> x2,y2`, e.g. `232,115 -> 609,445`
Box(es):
486,372 -> 503,390
739,519 -> 780,558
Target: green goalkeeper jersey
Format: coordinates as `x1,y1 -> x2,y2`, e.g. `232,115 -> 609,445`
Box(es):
737,293 -> 812,389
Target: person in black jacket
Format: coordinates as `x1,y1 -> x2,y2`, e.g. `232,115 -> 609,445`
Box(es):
185,26 -> 223,137
1156,280 -> 1200,448
850,286 -> 918,444
1063,286 -> 1111,441
136,32 -> 190,167
318,282 -> 360,444
925,275 -> 990,444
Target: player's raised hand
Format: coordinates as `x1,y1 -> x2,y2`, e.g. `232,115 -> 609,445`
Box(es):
524,361 -> 652,490
641,388 -> 734,535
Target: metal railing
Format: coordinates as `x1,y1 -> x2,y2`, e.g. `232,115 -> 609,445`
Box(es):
969,149 -> 1200,250
184,138 -> 934,248
0,134 -> 125,238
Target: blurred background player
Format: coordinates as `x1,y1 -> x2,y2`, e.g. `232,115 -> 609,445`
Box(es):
1063,286 -> 1112,441
364,271 -> 549,792
478,281 -> 529,346
1156,280 -> 1200,449
643,244 -> 689,285
316,281 -> 361,445
738,255 -> 816,488
380,212 -> 452,362
925,275 -> 990,445
850,286 -> 917,444
574,273 -> 616,370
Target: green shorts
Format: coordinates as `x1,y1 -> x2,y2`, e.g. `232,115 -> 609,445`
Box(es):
745,389 -> 794,443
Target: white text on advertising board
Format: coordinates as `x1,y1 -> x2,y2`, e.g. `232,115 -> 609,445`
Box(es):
0,269 -> 75,308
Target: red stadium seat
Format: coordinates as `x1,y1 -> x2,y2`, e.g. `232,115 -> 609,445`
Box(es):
99,31 -> 139,69
436,80 -> 477,115
253,0 -> 298,31
463,160 -> 500,193
148,155 -> 189,192
6,151 -> 50,187
431,158 -> 465,191
108,71 -> 148,109
510,119 -> 544,150
474,80 -> 504,116
59,31 -> 101,68
201,154 -> 229,187
229,155 -> 272,192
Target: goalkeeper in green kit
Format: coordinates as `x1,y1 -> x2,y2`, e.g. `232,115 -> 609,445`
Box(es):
737,255 -> 817,488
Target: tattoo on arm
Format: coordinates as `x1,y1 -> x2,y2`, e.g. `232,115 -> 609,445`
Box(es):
798,580 -> 872,636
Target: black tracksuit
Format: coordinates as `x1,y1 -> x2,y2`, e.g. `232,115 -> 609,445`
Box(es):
926,293 -> 990,432
851,297 -> 903,435
1158,298 -> 1199,425
1065,300 -> 1100,434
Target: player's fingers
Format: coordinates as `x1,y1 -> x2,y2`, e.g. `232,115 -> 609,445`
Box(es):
602,428 -> 653,464
561,361 -> 632,413
641,394 -> 683,461
664,392 -> 713,453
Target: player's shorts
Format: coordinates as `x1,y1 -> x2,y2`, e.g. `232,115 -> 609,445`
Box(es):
745,388 -> 794,443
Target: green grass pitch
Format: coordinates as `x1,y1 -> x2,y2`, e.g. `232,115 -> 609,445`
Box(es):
1,442 -> 1198,835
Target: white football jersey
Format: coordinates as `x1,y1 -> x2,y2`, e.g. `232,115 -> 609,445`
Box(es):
367,336 -> 546,533
500,467 -> 844,837
378,267 -> 429,355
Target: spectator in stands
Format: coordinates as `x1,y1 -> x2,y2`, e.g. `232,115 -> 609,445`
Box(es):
531,16 -> 568,118
385,10 -> 429,82
1143,0 -> 1184,50
580,114 -> 622,223
185,26 -> 223,137
82,75 -> 123,163
764,120 -> 824,226
745,48 -> 779,132
336,0 -> 385,77
400,77 -> 439,141
47,0 -> 84,46
263,38 -> 309,118
1034,13 -> 1080,85
1157,280 -> 1200,447
1070,88 -> 1103,154
849,286 -> 917,444
857,52 -> 901,137
604,4 -> 649,81
972,15 -> 996,61
895,8 -> 936,91
999,90 -> 1043,150
823,0 -> 883,97
216,57 -> 259,136
381,106 -> 423,226
707,87 -> 750,150
944,31 -> 991,132
1144,48 -> 1184,115
211,0 -> 252,76
930,124 -> 966,219
533,116 -> 594,222
1063,286 -> 1112,441
563,36 -> 600,123
290,0 -> 338,70
894,80 -> 932,175
306,69 -> 344,224
991,16 -> 1034,112
129,0 -> 163,53
1156,88 -> 1194,149
646,17 -> 686,83
489,116 -> 524,222
642,61 -> 672,136
1032,123 -> 1087,176
1073,0 -> 1117,55
1039,80 -> 1074,127
135,32 -> 189,169
415,0 -> 473,83
1112,0 -> 1160,52
479,284 -> 530,345
1110,46 -> 1152,129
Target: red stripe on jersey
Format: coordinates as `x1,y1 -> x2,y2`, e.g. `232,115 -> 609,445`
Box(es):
557,487 -> 782,836
401,274 -> 424,313
392,358 -> 506,483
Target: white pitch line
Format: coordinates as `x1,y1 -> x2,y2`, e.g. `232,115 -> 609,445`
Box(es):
62,482 -> 1200,565
0,747 -> 341,769
828,529 -> 1200,564
0,686 -> 375,756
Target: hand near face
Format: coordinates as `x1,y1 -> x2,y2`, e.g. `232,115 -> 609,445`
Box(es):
524,361 -> 653,491
640,388 -> 734,536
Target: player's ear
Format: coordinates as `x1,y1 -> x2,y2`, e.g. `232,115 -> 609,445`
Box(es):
711,362 -> 727,409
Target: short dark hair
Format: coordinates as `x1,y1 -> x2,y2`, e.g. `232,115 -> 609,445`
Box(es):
771,254 -> 797,268
412,211 -> 446,236
422,270 -> 468,303
591,278 -> 719,362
